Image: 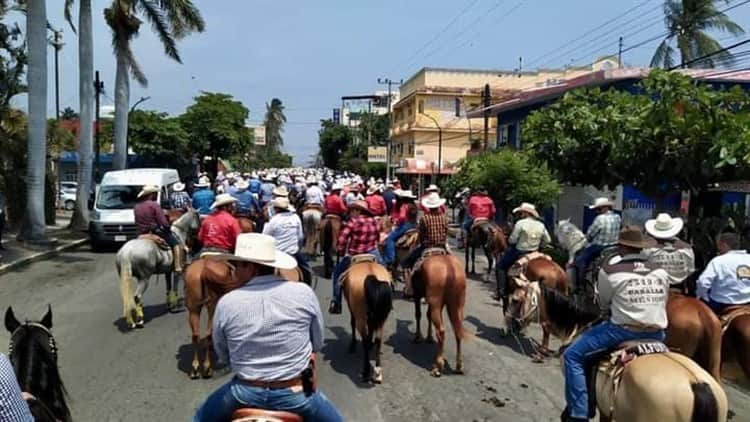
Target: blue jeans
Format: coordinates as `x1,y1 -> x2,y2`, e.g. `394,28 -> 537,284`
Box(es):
703,298 -> 746,315
383,222 -> 416,264
562,321 -> 665,419
461,217 -> 473,233
331,249 -> 382,306
194,378 -> 343,422
573,244 -> 607,282
498,246 -> 527,271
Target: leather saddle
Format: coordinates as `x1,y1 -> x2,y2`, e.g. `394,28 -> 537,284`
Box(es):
231,408 -> 302,422
507,252 -> 551,282
470,217 -> 496,233
396,228 -> 419,249
351,253 -> 377,265
303,204 -> 325,213
413,247 -> 448,271
322,213 -> 342,221
138,233 -> 170,250
719,305 -> 750,332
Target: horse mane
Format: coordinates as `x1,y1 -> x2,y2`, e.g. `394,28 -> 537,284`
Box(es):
539,283 -> 600,338
13,329 -> 71,422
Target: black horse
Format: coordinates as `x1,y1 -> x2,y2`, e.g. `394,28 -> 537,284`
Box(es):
5,306 -> 71,422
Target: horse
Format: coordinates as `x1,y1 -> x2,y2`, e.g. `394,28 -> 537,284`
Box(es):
719,305 -> 750,381
5,306 -> 72,422
340,257 -> 393,383
465,218 -> 506,280
666,292 -> 723,381
236,215 -> 256,233
183,257 -> 304,379
115,209 -> 201,329
302,204 -> 324,257
320,214 -> 342,278
538,284 -> 728,422
411,252 -> 468,377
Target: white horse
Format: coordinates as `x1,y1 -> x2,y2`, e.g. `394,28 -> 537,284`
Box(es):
302,206 -> 323,256
116,209 -> 200,329
554,219 -> 587,266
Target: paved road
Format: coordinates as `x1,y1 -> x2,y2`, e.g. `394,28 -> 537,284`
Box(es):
1,246 -> 748,421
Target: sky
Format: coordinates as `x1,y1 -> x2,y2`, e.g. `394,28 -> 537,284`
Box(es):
21,0 -> 750,165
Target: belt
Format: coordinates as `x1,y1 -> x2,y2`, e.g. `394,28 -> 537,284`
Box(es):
236,377 -> 303,390
622,323 -> 662,333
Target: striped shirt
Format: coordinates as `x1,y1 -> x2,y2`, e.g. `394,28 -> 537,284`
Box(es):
213,275 -> 324,381
586,211 -> 621,246
419,212 -> 447,248
0,353 -> 33,421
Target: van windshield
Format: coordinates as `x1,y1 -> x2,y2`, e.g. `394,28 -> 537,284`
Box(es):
96,185 -> 143,210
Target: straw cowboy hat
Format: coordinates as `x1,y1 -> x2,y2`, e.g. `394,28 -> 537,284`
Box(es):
645,213 -> 684,240
366,185 -> 381,195
210,193 -> 238,209
172,182 -> 185,192
349,200 -> 372,215
395,189 -> 417,199
331,183 -> 343,191
272,186 -> 289,197
272,197 -> 291,210
425,184 -> 439,193
195,176 -> 211,188
589,197 -> 615,209
512,202 -> 540,219
421,192 -> 446,209
306,176 -> 318,184
618,227 -> 656,249
235,180 -> 250,191
207,233 -> 297,270
138,185 -> 160,199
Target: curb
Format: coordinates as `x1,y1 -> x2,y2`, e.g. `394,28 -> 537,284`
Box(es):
0,238 -> 89,276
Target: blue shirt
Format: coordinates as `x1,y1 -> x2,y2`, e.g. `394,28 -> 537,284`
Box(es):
586,211 -> 621,246
382,190 -> 395,216
249,179 -> 261,194
232,190 -> 258,215
213,275 -> 324,381
260,183 -> 275,205
697,250 -> 750,305
192,189 -> 215,215
0,353 -> 33,421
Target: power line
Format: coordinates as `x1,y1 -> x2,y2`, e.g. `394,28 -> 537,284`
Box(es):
668,38 -> 750,70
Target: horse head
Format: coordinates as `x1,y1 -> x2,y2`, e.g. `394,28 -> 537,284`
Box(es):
505,278 -> 541,334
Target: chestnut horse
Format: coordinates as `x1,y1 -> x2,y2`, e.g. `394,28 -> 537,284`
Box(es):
666,292 -> 723,380
320,215 -> 342,278
720,306 -> 750,380
411,253 -> 468,377
236,216 -> 255,233
465,219 -> 506,280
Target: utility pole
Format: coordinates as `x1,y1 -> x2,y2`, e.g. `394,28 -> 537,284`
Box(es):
618,36 -> 623,68
49,29 -> 63,120
483,83 -> 490,150
377,77 -> 402,183
94,71 -> 104,183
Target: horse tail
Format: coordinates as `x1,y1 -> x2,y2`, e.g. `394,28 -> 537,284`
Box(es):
322,219 -> 333,252
117,251 -> 135,316
364,275 -> 392,330
690,382 -> 719,422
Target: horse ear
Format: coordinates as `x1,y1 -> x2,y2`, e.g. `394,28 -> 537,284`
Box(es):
40,305 -> 52,329
5,307 -> 20,333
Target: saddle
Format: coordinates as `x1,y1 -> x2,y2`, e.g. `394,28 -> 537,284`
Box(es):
322,213 -> 342,221
719,305 -> 750,332
231,408 -> 302,422
351,253 -> 377,265
396,228 -> 419,249
138,233 -> 170,250
413,247 -> 448,271
303,204 -> 325,213
470,218 -> 497,233
507,251 -> 551,283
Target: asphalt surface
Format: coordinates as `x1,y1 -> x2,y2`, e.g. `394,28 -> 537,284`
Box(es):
1,246 -> 749,421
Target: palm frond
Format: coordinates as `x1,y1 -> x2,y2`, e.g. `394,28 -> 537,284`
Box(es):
105,2 -> 148,86
64,0 -> 76,33
691,32 -> 735,68
136,0 -> 181,62
651,38 -> 676,69
158,0 -> 205,38
704,11 -> 745,36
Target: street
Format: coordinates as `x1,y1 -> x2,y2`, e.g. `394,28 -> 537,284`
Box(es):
1,246 -> 749,421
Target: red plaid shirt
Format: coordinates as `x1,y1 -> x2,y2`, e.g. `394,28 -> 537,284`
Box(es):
337,215 -> 380,255
419,212 -> 447,247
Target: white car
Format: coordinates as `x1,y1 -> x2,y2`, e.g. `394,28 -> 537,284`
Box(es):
58,189 -> 76,210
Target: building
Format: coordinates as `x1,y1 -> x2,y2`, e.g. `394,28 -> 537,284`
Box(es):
341,90 -> 400,127
389,60 -> 617,182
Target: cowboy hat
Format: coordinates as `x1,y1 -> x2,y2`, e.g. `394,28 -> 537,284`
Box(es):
425,184 -> 439,193
272,197 -> 291,210
366,185 -> 381,195
138,185 -> 160,199
210,193 -> 238,209
618,227 -> 656,249
207,233 -> 297,270
306,176 -> 318,184
395,189 -> 417,199
645,213 -> 684,240
235,180 -> 250,191
195,176 -> 211,188
421,192 -> 446,209
331,183 -> 343,191
589,197 -> 615,209
349,183 -> 360,192
272,186 -> 289,197
349,200 -> 372,215
512,202 -> 540,219
172,182 -> 185,192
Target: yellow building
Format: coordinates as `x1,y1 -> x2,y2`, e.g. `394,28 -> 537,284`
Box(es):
390,61 -> 618,180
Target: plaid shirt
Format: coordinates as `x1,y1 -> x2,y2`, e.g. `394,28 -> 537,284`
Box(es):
0,353 -> 33,421
170,191 -> 192,210
586,211 -> 621,246
337,215 -> 380,255
420,212 -> 447,248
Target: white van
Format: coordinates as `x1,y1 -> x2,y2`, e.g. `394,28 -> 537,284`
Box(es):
89,168 -> 180,249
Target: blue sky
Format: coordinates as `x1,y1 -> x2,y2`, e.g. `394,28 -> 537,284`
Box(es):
33,0 -> 750,164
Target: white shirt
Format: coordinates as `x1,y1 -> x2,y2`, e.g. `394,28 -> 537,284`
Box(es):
508,217 -> 551,252
697,250 -> 750,305
345,192 -> 363,205
305,185 -> 325,205
262,211 -> 303,255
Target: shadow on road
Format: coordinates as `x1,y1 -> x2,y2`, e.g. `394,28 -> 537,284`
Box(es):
174,343 -> 226,376
112,303 -> 169,333
464,315 -> 536,356
385,318 -> 436,372
319,326 -> 374,389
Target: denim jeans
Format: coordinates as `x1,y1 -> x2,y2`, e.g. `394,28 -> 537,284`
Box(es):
383,222 -> 416,264
194,378 -> 343,422
703,297 -> 747,315
573,244 -> 607,282
498,246 -> 527,271
461,217 -> 473,234
293,251 -> 313,285
562,321 -> 665,419
331,249 -> 382,306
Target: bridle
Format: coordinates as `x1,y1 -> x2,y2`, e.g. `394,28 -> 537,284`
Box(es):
8,322 -> 59,362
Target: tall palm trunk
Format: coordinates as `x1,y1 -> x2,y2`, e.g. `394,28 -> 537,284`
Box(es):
112,53 -> 130,170
24,0 -> 48,241
71,0 -> 94,230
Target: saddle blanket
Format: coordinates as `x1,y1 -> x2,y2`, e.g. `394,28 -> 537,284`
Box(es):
413,247 -> 448,271
720,305 -> 750,333
508,251 -> 551,281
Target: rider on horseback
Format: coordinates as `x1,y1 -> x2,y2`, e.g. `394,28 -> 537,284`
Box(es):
324,183 -> 347,218
419,185 -> 446,214
191,176 -> 215,216
134,185 -> 184,272
383,190 -> 418,266
231,180 -> 260,219
198,194 -> 242,256
169,182 -> 191,212
572,197 -> 621,291
263,197 -> 312,285
642,213 -> 695,286
561,228 -> 670,422
697,232 -> 750,315
329,200 -> 381,314
365,184 -> 387,217
401,193 -> 448,296
462,186 -> 495,245
304,176 -> 325,206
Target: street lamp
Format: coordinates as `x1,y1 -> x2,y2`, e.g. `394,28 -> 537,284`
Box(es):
419,112 -> 442,183
124,96 -> 151,166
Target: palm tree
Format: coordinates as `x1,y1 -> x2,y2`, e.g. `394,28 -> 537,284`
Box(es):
651,0 -> 745,69
104,0 -> 205,170
264,98 -> 286,153
23,0 -> 48,241
65,0 -> 95,231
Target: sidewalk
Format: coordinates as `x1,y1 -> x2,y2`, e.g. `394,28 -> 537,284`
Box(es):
0,211 -> 89,276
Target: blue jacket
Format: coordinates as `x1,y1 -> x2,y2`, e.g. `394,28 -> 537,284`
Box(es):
249,179 -> 261,194
232,190 -> 259,215
192,189 -> 215,215
382,190 -> 396,216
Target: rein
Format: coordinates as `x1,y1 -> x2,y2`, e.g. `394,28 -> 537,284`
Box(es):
8,322 -> 58,360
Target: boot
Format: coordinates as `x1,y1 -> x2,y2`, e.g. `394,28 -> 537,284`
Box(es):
173,245 -> 185,273
560,406 -> 588,422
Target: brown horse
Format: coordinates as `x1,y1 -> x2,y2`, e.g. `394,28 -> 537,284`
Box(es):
720,305 -> 750,381
320,214 -> 342,278
236,216 -> 255,233
411,253 -> 467,377
465,218 -> 506,280
666,292 -> 723,380
302,204 -> 324,256
340,258 -> 393,383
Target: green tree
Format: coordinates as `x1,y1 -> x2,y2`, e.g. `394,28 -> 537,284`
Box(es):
318,119 -> 353,169
104,0 -> 205,170
651,0 -> 745,68
263,98 -> 286,153
128,110 -> 189,166
60,106 -> 78,120
180,92 -> 252,175
357,112 -> 390,145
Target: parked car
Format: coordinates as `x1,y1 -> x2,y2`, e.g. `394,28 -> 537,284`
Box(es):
58,190 -> 76,210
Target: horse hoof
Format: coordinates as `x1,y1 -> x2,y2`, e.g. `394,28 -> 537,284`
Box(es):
372,367 -> 383,384
531,354 -> 545,364
202,368 -> 214,379
189,369 -> 200,380
454,364 -> 464,375
426,336 -> 435,344
430,368 -> 442,377
413,335 -> 424,344
134,320 -> 145,329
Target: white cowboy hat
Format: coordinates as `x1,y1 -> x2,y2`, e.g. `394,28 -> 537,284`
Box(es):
306,176 -> 317,184
172,182 -> 185,192
331,183 -> 343,191
395,189 -> 417,199
425,184 -> 439,193
512,202 -> 540,219
272,186 -> 289,197
138,185 -> 160,199
589,197 -> 615,209
272,197 -> 291,210
207,233 -> 297,270
235,180 -> 249,190
645,213 -> 684,240
195,176 -> 211,188
366,185 -> 381,195
210,193 -> 238,209
421,192 -> 446,209
349,183 -> 360,192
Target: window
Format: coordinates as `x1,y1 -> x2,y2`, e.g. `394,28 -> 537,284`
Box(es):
96,185 -> 142,210
418,100 -> 424,114
408,139 -> 415,156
